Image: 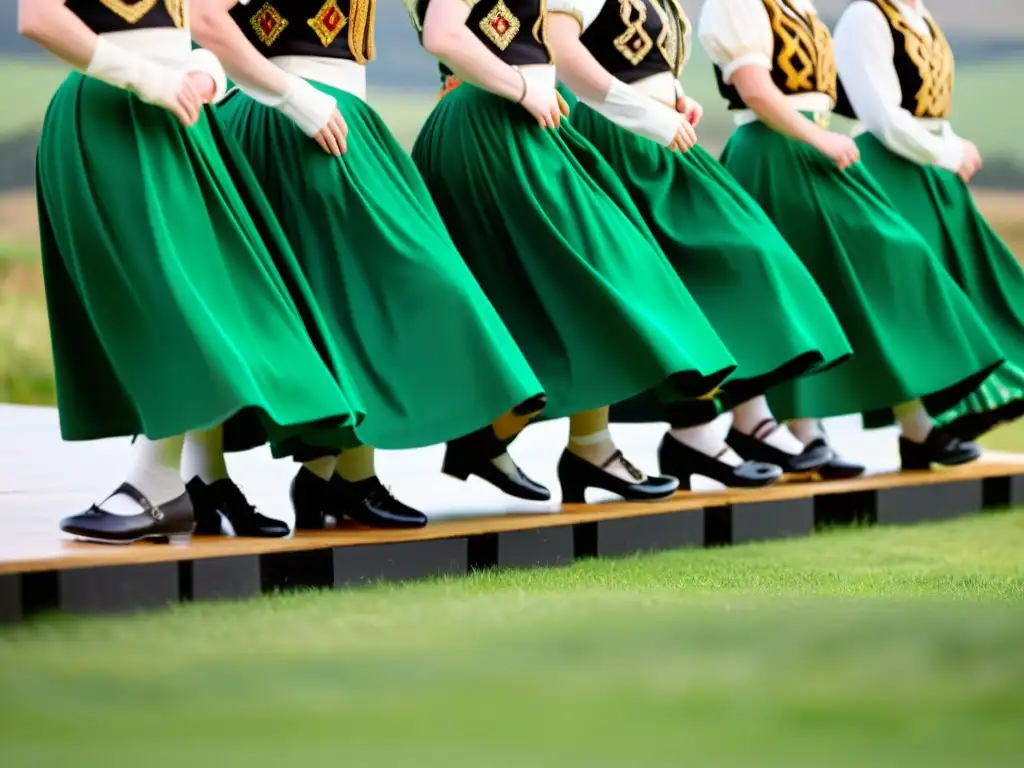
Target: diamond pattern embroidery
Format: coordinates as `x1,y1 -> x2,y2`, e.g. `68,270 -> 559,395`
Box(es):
250,2 -> 289,47
308,0 -> 348,48
480,1 -> 521,51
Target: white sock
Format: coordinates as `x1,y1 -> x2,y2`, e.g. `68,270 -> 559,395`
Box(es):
668,424 -> 743,467
569,429 -> 647,482
101,435 -> 185,516
491,452 -> 519,478
894,400 -> 933,443
788,418 -> 826,447
180,427 -> 229,485
302,455 -> 337,481
732,397 -> 805,456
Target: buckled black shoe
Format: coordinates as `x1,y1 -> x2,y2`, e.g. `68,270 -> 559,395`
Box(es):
186,477 -> 290,538
726,420 -> 832,473
289,469 -> 427,529
658,434 -> 781,492
558,449 -> 678,504
802,438 -> 867,480
900,429 -> 982,471
442,426 -> 551,501
59,482 -> 194,545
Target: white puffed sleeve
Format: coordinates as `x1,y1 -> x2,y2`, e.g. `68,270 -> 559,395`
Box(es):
187,48 -> 228,103
546,0 -> 605,32
697,0 -> 774,84
833,1 -> 963,171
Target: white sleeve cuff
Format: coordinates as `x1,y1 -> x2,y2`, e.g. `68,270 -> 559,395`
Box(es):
935,137 -> 965,173
583,78 -> 680,146
187,48 -> 228,104
720,51 -> 772,84
240,74 -> 336,137
546,0 -> 604,31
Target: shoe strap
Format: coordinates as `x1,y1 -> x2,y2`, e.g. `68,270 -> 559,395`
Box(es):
600,450 -> 645,482
95,482 -> 162,519
752,419 -> 779,441
713,447 -> 731,460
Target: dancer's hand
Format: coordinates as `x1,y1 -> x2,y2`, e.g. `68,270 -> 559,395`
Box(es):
313,108 -> 349,156
675,95 -> 703,128
668,115 -> 697,152
168,73 -> 206,128
520,83 -> 565,129
187,71 -> 217,104
958,140 -> 982,183
813,131 -> 860,170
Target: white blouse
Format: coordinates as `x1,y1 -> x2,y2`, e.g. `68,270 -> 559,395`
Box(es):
833,0 -> 964,171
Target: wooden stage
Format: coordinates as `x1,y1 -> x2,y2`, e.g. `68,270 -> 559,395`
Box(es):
3,405 -> 1024,622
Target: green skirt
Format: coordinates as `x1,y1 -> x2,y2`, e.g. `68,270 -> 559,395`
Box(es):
719,121 -> 1003,421
36,73 -> 362,447
565,97 -> 852,422
216,82 -> 543,450
411,83 -> 736,418
856,132 -> 1024,439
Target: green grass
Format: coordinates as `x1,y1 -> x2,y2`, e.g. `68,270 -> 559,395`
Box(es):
1,512 -> 1023,765
0,58 -> 68,139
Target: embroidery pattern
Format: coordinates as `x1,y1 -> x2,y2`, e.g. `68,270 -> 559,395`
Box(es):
308,0 -> 348,47
99,0 -> 188,28
164,0 -> 187,28
614,0 -> 653,66
250,2 -> 289,47
532,0 -> 554,63
764,0 -> 836,101
647,0 -> 687,75
875,0 -> 953,118
348,0 -> 376,64
480,1 -> 521,51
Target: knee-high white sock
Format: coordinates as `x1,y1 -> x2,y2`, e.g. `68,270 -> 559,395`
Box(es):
180,427 -> 229,485
732,396 -> 805,455
668,424 -> 743,467
101,435 -> 185,516
568,428 -> 648,482
894,400 -> 933,443
303,455 -> 338,481
788,418 -> 826,447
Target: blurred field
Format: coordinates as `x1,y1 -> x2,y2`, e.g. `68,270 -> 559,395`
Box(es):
1,510 -> 1022,765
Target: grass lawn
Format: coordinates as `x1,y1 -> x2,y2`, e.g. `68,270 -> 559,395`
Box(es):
1,512 -> 1023,764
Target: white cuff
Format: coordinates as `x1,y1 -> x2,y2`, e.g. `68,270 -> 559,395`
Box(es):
584,79 -> 680,146
935,137 -> 965,173
242,74 -> 336,137
720,51 -> 772,84
187,48 -> 228,104
85,37 -> 183,109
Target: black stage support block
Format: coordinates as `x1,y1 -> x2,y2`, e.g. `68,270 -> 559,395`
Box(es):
182,556 -> 262,602
0,575 -> 21,623
705,497 -> 815,546
982,474 -> 1024,510
874,480 -> 983,526
574,510 -> 704,559
469,526 -> 574,570
58,563 -> 180,615
815,490 -> 876,529
333,538 -> 468,587
260,548 -> 334,593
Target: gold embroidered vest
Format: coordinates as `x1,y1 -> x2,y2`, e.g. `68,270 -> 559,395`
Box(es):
231,0 -> 375,64
66,0 -> 187,33
577,0 -> 688,83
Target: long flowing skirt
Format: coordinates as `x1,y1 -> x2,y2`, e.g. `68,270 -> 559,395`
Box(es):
411,82 -> 737,418
719,121 -> 1003,421
856,132 -> 1024,439
36,73 -> 362,448
216,81 -> 543,450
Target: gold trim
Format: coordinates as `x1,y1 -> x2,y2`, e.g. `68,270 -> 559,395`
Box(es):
348,0 -> 376,64
250,3 -> 289,47
479,1 -> 521,51
533,0 -> 554,63
99,0 -> 158,24
875,0 -> 953,118
614,0 -> 653,66
549,9 -> 585,33
763,0 -> 836,101
164,0 -> 187,28
307,0 -> 348,48
648,0 -> 688,76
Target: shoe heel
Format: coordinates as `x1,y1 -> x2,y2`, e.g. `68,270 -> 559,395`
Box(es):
441,448 -> 471,482
677,473 -> 693,492
899,440 -> 930,471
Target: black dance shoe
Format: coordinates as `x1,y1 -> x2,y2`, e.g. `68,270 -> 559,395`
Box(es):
290,469 -> 427,529
558,449 -> 678,504
658,434 -> 782,492
59,482 -> 194,545
442,426 -> 551,501
726,422 -> 832,473
802,438 -> 867,480
900,429 -> 982,471
186,477 -> 290,538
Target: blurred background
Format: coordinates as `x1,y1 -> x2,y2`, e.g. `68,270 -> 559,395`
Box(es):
2,0 -> 1024,408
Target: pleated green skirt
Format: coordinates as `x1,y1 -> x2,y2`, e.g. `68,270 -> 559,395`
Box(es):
410,83 -> 736,418
216,81 -> 543,450
564,97 -> 852,423
856,132 -> 1024,439
719,121 -> 1003,421
36,73 -> 362,448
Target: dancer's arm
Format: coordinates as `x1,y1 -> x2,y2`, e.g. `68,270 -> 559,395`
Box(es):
191,0 -> 348,155
18,0 -> 204,126
420,0 -> 567,128
545,5 -> 693,150
698,0 -> 858,169
832,2 -> 977,180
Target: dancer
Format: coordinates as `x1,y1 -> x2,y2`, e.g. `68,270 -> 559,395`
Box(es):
833,0 -> 1024,441
21,0 -> 365,543
193,0 -> 548,527
406,0 -> 740,502
544,0 -> 862,488
698,0 -> 1002,470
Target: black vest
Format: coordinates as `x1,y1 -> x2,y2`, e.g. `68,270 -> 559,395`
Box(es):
713,0 -> 837,110
230,0 -> 375,64
410,0 -> 552,83
67,0 -> 187,34
579,0 -> 688,84
834,0 -> 953,120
